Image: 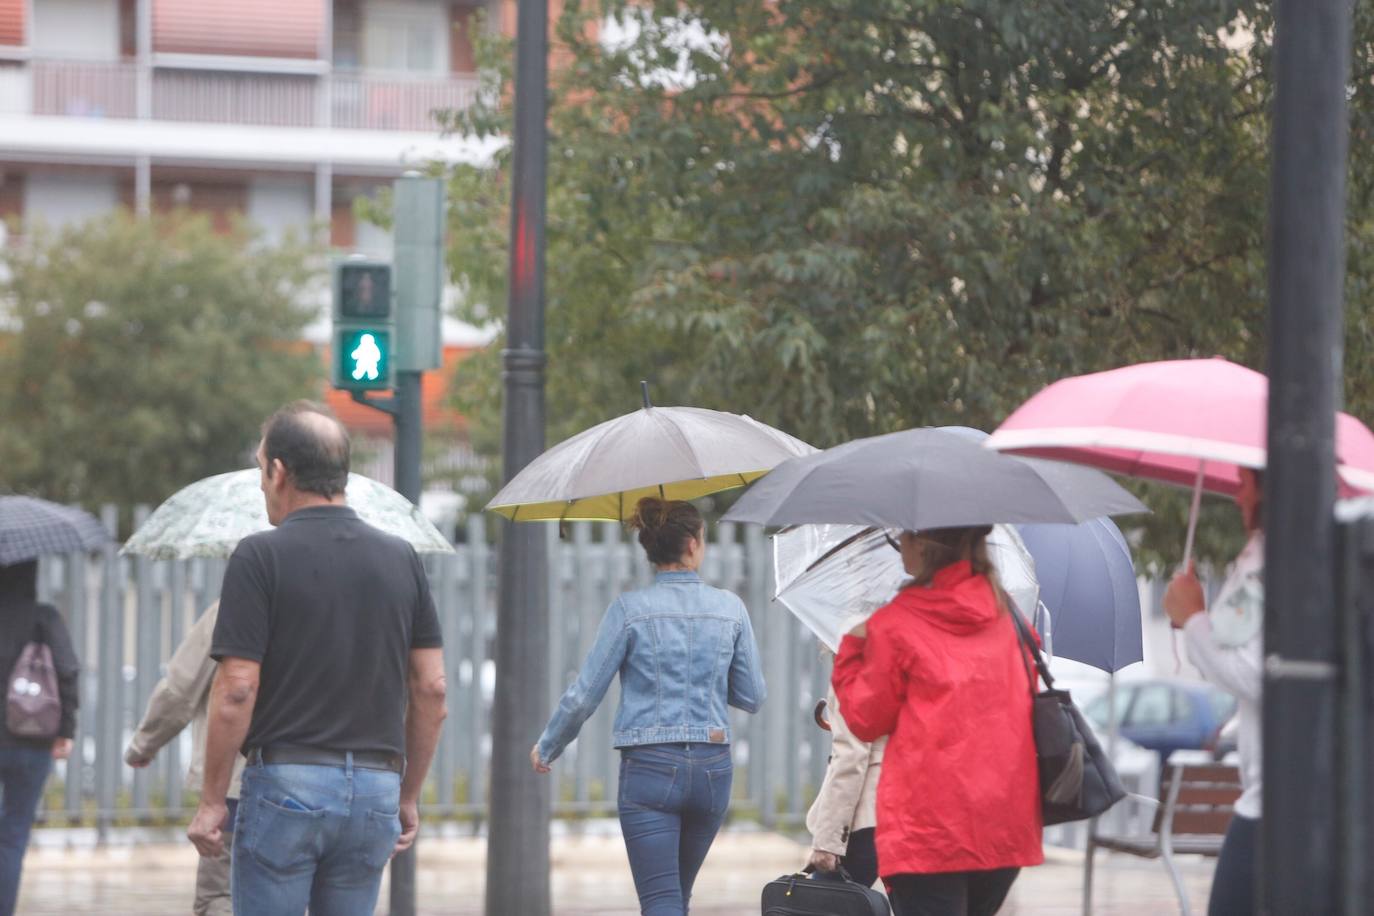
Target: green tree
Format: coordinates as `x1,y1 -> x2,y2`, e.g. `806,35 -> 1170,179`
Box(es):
443,2 -> 1374,565
0,212 -> 324,509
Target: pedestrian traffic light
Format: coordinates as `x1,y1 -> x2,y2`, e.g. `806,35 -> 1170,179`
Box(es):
332,259 -> 394,391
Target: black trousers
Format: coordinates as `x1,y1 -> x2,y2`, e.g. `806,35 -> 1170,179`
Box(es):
886,868 -> 1020,916
841,827 -> 878,888
1208,815 -> 1259,916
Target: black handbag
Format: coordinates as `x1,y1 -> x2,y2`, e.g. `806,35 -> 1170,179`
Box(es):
1010,611 -> 1126,826
761,867 -> 890,916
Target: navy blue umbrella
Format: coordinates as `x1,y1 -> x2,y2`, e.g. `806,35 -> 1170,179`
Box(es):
1016,517 -> 1142,673
0,496 -> 108,565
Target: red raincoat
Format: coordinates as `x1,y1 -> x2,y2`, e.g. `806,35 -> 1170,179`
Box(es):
832,561 -> 1043,877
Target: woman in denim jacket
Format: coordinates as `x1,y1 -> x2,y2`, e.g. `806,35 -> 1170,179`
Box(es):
531,497 -> 767,915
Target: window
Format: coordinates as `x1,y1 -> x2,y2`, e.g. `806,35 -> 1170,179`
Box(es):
1083,695 -> 1110,730
1125,685 -> 1175,728
1083,686 -> 1133,731
362,16 -> 440,72
1208,690 -> 1237,725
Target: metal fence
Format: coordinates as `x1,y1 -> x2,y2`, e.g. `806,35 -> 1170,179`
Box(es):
33,508 -> 831,838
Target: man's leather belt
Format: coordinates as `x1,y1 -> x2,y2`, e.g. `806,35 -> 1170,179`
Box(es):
248,746 -> 404,774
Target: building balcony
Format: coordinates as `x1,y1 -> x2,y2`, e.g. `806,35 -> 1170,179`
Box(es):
0,58 -> 480,133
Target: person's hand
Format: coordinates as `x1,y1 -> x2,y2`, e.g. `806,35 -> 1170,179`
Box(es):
1164,561 -> 1206,629
187,798 -> 228,858
51,738 -> 73,761
808,849 -> 841,873
530,744 -> 551,774
393,799 -> 420,857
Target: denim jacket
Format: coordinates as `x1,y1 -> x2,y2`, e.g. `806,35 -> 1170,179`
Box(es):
536,570 -> 767,763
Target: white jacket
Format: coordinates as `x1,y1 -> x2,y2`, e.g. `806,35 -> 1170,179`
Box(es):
806,686 -> 885,855
1183,533 -> 1263,819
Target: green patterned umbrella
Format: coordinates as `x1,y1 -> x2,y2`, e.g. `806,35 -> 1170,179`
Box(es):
121,470 -> 454,559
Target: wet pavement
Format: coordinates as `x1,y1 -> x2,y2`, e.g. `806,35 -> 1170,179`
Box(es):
17,824 -> 1213,914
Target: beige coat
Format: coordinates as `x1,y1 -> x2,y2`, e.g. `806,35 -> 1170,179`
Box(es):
125,602 -> 244,797
806,686 -> 885,855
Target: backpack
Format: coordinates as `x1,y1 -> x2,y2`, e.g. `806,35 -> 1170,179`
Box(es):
7,607 -> 61,739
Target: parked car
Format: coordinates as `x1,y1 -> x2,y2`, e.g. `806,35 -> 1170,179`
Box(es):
1081,679 -> 1238,762
1211,713 -> 1240,761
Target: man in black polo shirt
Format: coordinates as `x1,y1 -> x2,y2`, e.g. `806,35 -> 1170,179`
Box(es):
186,401 -> 447,916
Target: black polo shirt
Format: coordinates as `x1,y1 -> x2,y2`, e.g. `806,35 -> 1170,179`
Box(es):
211,505 -> 443,756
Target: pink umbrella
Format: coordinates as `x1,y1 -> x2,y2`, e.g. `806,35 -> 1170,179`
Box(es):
987,357 -> 1374,562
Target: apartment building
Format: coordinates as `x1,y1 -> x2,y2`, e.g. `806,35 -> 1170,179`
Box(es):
0,0 -> 510,251
0,0 -> 529,498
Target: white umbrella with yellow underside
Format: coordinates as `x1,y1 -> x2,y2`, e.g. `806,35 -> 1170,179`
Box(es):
486,384 -> 814,523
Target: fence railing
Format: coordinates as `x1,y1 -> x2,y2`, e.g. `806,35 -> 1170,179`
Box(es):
3,59 -> 480,132
33,504 -> 1175,846
33,507 -> 831,839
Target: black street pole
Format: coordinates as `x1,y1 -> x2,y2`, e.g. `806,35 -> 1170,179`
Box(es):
390,369 -> 422,916
485,0 -> 550,907
1264,1 -> 1351,913
393,373 -> 423,505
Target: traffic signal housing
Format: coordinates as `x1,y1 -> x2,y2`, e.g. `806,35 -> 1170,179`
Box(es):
332,259 -> 394,391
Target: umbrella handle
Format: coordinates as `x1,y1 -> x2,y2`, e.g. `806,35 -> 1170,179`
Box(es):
1181,463 -> 1206,569
1174,463 -> 1206,675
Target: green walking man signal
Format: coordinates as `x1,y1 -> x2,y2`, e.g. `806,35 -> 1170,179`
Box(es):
332,259 -> 394,391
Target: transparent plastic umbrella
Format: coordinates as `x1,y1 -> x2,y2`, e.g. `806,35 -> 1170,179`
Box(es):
773,523 -> 1043,652
121,469 -> 454,559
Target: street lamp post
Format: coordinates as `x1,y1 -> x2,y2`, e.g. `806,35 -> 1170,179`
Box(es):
485,0 -> 551,909
1264,1 -> 1352,912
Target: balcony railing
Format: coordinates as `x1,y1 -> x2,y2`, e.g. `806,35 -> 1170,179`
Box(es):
31,60 -> 138,119
0,59 -> 479,132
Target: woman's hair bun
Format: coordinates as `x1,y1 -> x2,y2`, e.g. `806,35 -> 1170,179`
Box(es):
627,496 -> 704,566
628,496 -> 670,532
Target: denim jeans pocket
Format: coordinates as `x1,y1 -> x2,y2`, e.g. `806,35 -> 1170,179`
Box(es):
619,759 -> 678,811
705,763 -> 733,817
244,795 -> 326,871
360,808 -> 401,870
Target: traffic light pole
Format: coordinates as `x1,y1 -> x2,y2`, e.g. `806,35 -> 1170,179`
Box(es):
1264,1 -> 1351,912
390,371 -> 422,914
393,373 -> 423,503
347,361 -> 424,916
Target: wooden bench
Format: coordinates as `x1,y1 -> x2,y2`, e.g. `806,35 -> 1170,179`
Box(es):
1083,762 -> 1243,916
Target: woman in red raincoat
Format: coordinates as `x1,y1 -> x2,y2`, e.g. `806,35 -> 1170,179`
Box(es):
832,525 -> 1042,916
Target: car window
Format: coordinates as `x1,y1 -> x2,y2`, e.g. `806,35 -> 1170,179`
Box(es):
1208,690 -> 1238,723
1083,695 -> 1109,729
1083,686 -> 1133,729
1126,685 -> 1174,727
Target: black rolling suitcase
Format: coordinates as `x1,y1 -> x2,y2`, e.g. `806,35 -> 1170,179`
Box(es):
761,868 -> 890,916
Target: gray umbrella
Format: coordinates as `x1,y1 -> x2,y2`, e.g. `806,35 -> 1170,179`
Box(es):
721,427 -> 1146,529
0,496 -> 109,565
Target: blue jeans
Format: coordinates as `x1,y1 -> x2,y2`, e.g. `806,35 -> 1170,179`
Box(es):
0,746 -> 52,916
231,756 -> 401,916
618,743 -> 733,916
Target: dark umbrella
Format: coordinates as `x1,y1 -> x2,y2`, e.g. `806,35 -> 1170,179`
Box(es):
722,427 -> 1146,530
0,496 -> 109,565
1016,518 -> 1142,673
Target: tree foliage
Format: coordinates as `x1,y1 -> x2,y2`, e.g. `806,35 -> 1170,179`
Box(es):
0,212 -> 323,509
443,1 -> 1374,566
